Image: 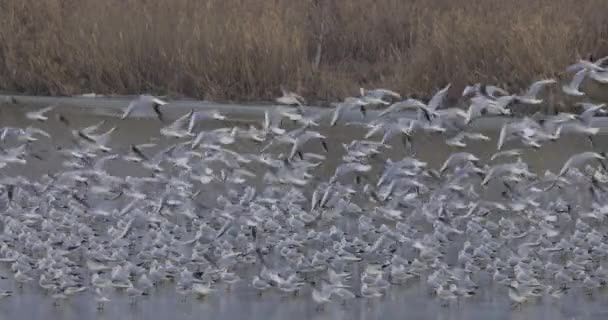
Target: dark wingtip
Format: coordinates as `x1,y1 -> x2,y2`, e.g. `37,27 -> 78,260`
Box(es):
153,104 -> 165,123
321,140 -> 329,153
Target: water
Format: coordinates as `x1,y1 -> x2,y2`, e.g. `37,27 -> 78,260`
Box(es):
0,102 -> 606,320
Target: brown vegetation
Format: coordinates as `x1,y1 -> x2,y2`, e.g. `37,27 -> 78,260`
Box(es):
0,0 -> 607,104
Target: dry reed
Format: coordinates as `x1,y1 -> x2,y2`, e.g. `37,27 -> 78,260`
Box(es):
0,0 -> 607,104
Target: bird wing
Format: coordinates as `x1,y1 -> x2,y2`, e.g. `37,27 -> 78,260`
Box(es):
378,102 -> 400,117
428,84 -> 451,110
168,109 -> 194,130
25,126 -> 50,137
130,144 -> 149,161
82,120 -> 106,135
594,55 -> 608,67
292,93 -> 306,105
151,97 -> 168,105
94,154 -> 119,171
376,88 -> 402,99
494,95 -> 517,109
566,60 -> 602,73
418,106 -> 435,123
96,127 -> 116,146
288,140 -> 300,160
569,69 -> 588,90
486,85 -> 509,97
439,154 -> 454,174
559,157 -> 574,176
121,100 -> 137,119
263,110 -> 271,131
0,128 -> 9,141
188,112 -> 200,133
589,70 -> 608,83
76,130 -> 97,144
280,86 -> 289,97
465,101 -> 482,124
525,79 -> 556,98
578,103 -> 604,122
497,123 -> 509,150
36,105 -> 55,115
331,104 -> 344,126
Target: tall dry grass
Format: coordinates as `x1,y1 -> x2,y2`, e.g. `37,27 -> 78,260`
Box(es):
0,0 -> 607,103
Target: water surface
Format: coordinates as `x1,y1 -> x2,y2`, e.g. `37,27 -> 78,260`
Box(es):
0,102 -> 605,320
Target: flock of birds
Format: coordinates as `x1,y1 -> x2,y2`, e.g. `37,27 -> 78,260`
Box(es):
1,56 -> 608,312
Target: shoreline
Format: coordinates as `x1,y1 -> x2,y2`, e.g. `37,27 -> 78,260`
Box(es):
2,94 -> 608,133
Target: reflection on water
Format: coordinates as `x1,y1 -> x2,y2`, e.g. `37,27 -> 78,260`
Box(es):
0,104 -> 606,320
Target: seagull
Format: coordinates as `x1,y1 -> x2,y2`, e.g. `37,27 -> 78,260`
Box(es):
562,69 -> 588,96
516,79 -> 557,105
559,152 -> 606,176
311,284 -> 333,309
427,83 -> 452,111
330,162 -> 372,184
330,97 -> 368,126
496,118 -> 543,150
124,143 -> 156,163
0,291 -> 11,300
490,149 -> 523,161
95,288 -> 111,309
73,126 -> 116,153
160,110 -> 194,138
462,83 -> 509,98
1,126 -> 50,142
3,96 -> 17,104
445,131 -> 490,148
465,96 -> 512,124
507,281 -> 531,308
379,98 -> 435,120
439,152 -> 480,174
187,110 -> 226,134
566,56 -> 608,73
481,160 -> 533,185
25,105 -> 55,121
576,102 -> 605,125
360,87 -> 401,101
122,95 -> 168,121
287,130 -> 327,160
588,69 -> 608,83
276,86 -> 306,106
252,275 -> 272,295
